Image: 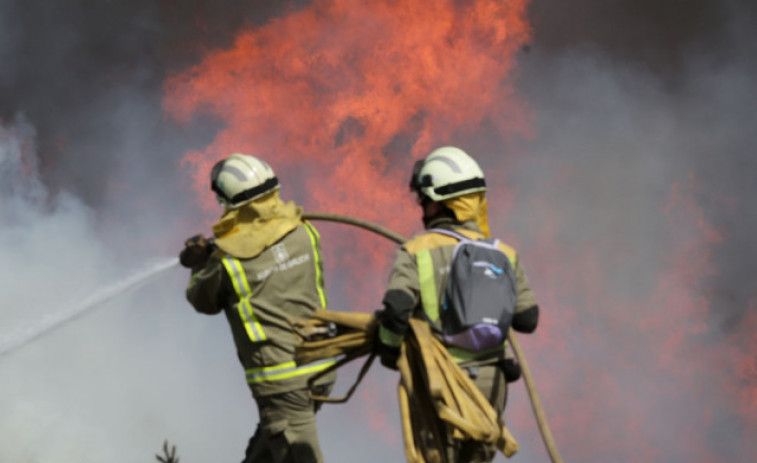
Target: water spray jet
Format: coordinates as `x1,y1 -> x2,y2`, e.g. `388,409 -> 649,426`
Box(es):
0,257 -> 180,357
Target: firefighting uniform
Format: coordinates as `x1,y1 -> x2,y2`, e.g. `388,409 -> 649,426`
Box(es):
378,216 -> 539,462
186,196 -> 336,463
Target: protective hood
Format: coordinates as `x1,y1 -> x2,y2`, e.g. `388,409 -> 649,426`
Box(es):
212,190 -> 302,259
443,191 -> 491,238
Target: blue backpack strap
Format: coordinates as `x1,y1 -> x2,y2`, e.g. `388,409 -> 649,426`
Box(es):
425,227 -> 469,242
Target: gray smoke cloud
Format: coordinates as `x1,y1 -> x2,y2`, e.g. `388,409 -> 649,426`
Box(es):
497,1 -> 757,461
1,0 -> 756,462
517,0 -> 757,336
0,117 -> 304,462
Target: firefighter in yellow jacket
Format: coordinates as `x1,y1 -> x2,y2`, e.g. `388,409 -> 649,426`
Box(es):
179,153 -> 336,463
376,146 -> 540,462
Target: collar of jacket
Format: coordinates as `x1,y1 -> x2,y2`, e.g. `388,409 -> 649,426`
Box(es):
403,218 -> 484,255
424,216 -> 480,233
212,191 -> 303,259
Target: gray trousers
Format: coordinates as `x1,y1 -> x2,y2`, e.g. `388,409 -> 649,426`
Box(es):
455,364 -> 508,462
243,385 -> 331,463
413,364 -> 507,463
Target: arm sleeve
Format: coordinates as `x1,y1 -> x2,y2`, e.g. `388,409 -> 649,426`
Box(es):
511,256 -> 539,333
379,247 -> 420,346
185,253 -> 226,315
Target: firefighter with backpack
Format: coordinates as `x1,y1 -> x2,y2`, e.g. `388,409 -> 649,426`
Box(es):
376,146 -> 541,462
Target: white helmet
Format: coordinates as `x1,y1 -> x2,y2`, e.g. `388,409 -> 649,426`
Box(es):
210,153 -> 280,209
409,146 -> 486,201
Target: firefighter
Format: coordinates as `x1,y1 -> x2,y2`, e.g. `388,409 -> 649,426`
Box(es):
376,146 -> 540,462
179,153 -> 336,463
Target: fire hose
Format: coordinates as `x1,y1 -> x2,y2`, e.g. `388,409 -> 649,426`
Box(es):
293,309 -> 518,461
301,212 -> 563,463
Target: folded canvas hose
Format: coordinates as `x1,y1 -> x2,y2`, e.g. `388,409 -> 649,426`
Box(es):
299,212 -> 563,463
292,310 -> 518,461
398,318 -> 520,462
290,310 -> 377,404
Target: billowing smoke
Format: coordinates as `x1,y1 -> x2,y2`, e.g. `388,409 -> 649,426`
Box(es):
503,1 -> 757,460
1,0 -> 755,462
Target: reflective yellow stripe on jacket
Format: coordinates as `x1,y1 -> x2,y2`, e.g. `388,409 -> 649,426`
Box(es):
416,249 -> 439,323
304,222 -> 328,309
246,357 -> 337,384
222,257 -> 268,343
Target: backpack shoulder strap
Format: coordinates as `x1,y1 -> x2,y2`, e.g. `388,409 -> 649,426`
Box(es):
426,227 -> 471,242
413,228 -> 462,325
428,228 -> 507,262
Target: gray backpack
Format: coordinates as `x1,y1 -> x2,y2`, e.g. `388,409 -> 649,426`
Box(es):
429,229 -> 517,352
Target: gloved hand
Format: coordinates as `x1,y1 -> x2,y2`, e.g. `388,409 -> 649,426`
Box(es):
373,309 -> 401,370
376,342 -> 400,371
499,358 -> 522,383
179,234 -> 214,269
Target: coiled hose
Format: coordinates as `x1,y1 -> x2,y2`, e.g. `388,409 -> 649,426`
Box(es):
303,212 -> 563,463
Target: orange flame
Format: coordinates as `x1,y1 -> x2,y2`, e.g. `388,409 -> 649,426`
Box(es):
163,0 -> 532,333
161,2 -> 757,460
163,0 -> 531,231
163,0 -> 532,451
510,171 -> 755,461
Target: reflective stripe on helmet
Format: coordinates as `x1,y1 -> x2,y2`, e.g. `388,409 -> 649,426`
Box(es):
425,154 -> 463,173
245,357 -> 338,383
222,257 -> 268,342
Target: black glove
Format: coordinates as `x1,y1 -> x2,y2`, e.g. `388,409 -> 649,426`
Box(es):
372,309 -> 401,370
376,342 -> 400,371
499,358 -> 522,383
179,234 -> 214,269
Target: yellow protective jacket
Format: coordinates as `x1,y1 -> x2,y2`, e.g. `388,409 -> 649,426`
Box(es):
186,219 -> 337,397
379,216 -> 539,365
